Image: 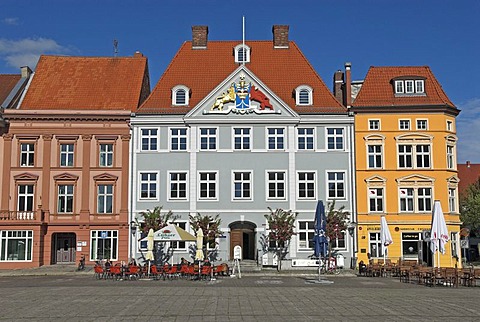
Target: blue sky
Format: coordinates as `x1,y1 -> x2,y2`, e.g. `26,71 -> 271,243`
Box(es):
1,0 -> 479,162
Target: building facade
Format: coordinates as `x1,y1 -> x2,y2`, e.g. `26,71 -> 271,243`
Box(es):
130,26 -> 357,267
350,66 -> 461,267
0,53 -> 150,269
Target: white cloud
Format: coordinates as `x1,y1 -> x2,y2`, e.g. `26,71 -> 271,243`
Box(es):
0,37 -> 70,69
2,17 -> 19,25
456,98 -> 480,163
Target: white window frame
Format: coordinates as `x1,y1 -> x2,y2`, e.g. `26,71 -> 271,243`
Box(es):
395,80 -> 404,94
170,221 -> 188,250
20,143 -> 35,167
90,230 -> 118,261
17,184 -> 34,218
405,80 -> 414,93
399,119 -> 410,130
399,188 -> 415,212
139,172 -> 159,201
60,143 -> 74,167
267,128 -> 285,150
198,171 -> 218,201
57,184 -> 74,214
367,144 -> 383,169
295,85 -> 313,105
297,171 -> 316,200
369,232 -> 383,258
168,171 -> 188,201
398,144 -> 413,168
448,188 -> 456,213
331,231 -> 346,250
233,127 -> 251,150
447,145 -> 455,170
234,44 -> 251,63
415,144 -> 431,169
415,80 -> 425,93
417,187 -> 432,212
0,230 -> 33,262
446,120 -> 453,132
169,127 -> 188,151
266,170 -> 287,200
368,188 -> 384,213
232,171 -> 253,201
99,143 -> 114,167
140,128 -> 159,152
326,171 -> 346,200
416,119 -> 428,130
326,128 -> 344,150
171,85 -> 189,106
297,128 -> 315,150
97,184 -> 113,214
199,128 -> 217,151
369,119 -> 380,131
297,220 -> 314,250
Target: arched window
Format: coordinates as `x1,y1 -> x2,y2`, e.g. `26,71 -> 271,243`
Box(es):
295,85 -> 313,105
172,85 -> 189,106
234,44 -> 250,63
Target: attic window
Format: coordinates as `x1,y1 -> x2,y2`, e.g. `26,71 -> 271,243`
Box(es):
234,44 -> 250,63
295,85 -> 313,105
172,85 -> 190,106
393,78 -> 425,96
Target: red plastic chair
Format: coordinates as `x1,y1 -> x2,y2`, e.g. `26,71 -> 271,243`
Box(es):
200,265 -> 212,280
94,265 -> 105,279
124,265 -> 140,280
108,265 -> 123,280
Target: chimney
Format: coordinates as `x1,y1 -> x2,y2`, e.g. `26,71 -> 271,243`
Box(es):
345,62 -> 352,108
133,51 -> 144,58
333,70 -> 344,104
192,25 -> 208,49
20,66 -> 32,78
272,25 -> 289,48
467,160 -> 471,168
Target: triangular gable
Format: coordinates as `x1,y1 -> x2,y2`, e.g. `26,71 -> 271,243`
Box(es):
93,173 -> 118,181
185,66 -> 299,120
53,173 -> 79,181
447,175 -> 460,184
365,175 -> 387,185
396,174 -> 435,185
13,172 -> 39,181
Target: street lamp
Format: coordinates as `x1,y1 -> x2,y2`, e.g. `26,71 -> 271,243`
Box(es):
130,221 -> 137,235
347,222 -> 357,237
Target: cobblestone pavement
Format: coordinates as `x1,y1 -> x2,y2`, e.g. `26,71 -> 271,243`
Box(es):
0,273 -> 479,321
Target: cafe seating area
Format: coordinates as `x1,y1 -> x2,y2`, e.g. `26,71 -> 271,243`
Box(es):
359,258 -> 480,288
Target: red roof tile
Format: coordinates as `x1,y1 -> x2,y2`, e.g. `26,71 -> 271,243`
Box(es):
138,41 -> 345,114
20,54 -> 149,111
353,66 -> 456,108
0,74 -> 21,105
458,163 -> 480,195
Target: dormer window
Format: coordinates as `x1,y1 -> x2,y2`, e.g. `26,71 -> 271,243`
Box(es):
234,44 -> 250,63
172,85 -> 190,106
393,77 -> 425,96
295,85 -> 313,105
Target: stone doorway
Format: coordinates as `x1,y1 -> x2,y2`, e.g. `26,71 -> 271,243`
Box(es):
229,221 -> 256,260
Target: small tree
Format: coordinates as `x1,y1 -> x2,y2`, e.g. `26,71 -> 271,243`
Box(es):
189,213 -> 222,261
325,201 -> 349,261
460,178 -> 480,237
264,207 -> 298,271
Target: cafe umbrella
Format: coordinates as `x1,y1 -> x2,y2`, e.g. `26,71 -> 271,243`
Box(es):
145,228 -> 155,277
430,200 -> 449,268
380,216 -> 393,264
313,200 -> 328,280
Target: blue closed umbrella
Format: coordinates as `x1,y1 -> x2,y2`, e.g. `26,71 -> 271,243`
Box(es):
313,200 -> 328,259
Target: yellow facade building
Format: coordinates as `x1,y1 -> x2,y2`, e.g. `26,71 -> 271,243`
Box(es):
350,66 -> 461,268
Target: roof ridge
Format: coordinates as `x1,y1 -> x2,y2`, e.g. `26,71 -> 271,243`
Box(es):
424,66 -> 455,107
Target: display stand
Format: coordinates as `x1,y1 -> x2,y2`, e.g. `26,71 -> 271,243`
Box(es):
231,245 -> 242,278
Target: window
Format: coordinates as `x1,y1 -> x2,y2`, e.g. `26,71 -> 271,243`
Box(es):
399,186 -> 433,213
297,128 -> 314,150
169,172 -> 187,200
90,230 -> 117,261
402,232 -> 420,259
331,231 -> 346,249
398,145 -> 413,168
57,184 -> 74,213
60,144 -> 74,167
367,145 -> 382,169
416,120 -> 428,130
327,172 -> 345,199
416,145 -> 431,168
170,128 -> 188,151
449,188 -> 456,213
233,128 -> 250,150
405,80 -> 414,93
97,184 -> 113,213
18,184 -> 34,219
394,79 -> 424,95
399,188 -> 414,212
20,143 -> 35,167
198,172 -> 217,200
267,171 -> 286,200
395,81 -> 404,94
415,80 -> 424,93
99,144 -> 113,167
141,129 -> 158,151
417,188 -> 432,212
172,85 -> 189,106
233,171 -> 252,200
369,188 -> 384,212
399,120 -> 410,130
327,128 -> 344,150
369,232 -> 383,258
267,128 -> 284,150
170,222 -> 188,250
200,128 -> 217,150
446,120 -> 453,131
234,44 -> 250,63
139,173 -> 157,200
0,230 -> 33,261
369,120 -> 380,130
295,85 -> 313,105
298,172 -> 315,200
447,145 -> 455,169
398,143 -> 431,169
297,220 -> 314,249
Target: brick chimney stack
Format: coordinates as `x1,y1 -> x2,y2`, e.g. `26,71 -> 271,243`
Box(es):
192,26 -> 208,49
333,70 -> 345,104
20,66 -> 32,78
345,62 -> 352,108
273,25 -> 289,48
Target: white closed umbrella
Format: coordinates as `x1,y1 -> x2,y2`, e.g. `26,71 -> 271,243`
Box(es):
145,228 -> 155,276
430,200 -> 449,268
195,228 -> 204,261
380,216 -> 393,264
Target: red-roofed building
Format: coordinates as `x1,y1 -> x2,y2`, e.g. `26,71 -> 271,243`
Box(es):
130,26 -> 356,268
458,161 -> 480,196
0,53 -> 150,269
346,65 -> 461,267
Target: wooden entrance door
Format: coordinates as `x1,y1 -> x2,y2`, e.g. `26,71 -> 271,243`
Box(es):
229,221 -> 256,260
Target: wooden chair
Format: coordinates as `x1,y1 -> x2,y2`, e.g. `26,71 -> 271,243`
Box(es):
473,269 -> 480,287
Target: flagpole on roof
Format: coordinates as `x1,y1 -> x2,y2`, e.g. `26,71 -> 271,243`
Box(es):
242,16 -> 245,66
